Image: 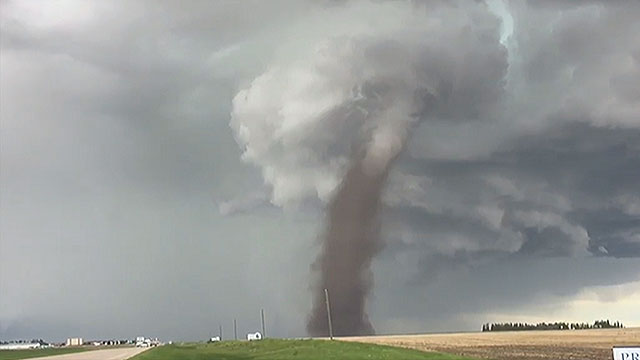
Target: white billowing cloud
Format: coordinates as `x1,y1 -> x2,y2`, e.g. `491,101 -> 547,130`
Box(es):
232,0 -> 640,211
231,0 -> 506,207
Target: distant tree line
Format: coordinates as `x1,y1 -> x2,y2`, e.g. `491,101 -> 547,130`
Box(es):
481,319 -> 624,332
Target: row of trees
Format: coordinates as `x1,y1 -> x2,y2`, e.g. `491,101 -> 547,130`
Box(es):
482,319 -> 624,332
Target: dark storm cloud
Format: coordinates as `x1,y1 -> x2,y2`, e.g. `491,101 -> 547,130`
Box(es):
2,0 -> 640,342
375,0 -> 640,312
385,123 -> 640,271
571,208 -> 640,258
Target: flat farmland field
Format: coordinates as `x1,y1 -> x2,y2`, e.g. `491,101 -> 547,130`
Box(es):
342,327 -> 640,360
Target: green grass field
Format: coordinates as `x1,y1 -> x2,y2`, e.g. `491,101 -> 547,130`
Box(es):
131,339 -> 475,360
0,347 -> 92,360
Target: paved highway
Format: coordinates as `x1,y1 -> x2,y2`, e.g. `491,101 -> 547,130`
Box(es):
30,347 -> 149,360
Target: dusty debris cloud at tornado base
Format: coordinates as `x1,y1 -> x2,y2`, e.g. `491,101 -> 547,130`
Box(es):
230,1 -> 507,336
306,152 -> 399,336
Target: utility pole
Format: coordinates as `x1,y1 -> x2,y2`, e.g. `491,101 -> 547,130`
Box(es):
234,319 -> 238,340
324,288 -> 334,340
219,324 -> 223,341
261,309 -> 266,338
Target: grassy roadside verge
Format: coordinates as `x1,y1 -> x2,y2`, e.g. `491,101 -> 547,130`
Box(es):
130,339 -> 477,360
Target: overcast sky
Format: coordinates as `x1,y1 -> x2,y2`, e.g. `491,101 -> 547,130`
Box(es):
1,0 -> 639,342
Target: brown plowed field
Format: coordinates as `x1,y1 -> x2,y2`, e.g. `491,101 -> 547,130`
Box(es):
342,328 -> 640,360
